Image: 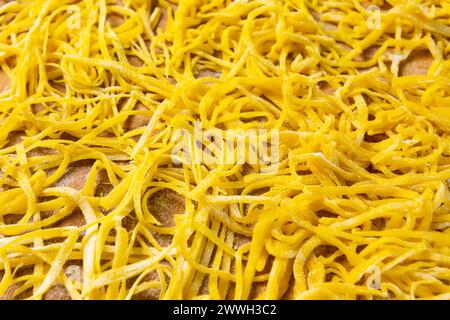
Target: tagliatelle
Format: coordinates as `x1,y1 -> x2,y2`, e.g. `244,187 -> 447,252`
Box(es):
0,0 -> 450,300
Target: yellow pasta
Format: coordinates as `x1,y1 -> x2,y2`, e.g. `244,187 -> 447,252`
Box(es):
0,0 -> 449,300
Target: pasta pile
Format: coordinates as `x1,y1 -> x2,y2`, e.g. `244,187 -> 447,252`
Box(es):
0,0 -> 450,300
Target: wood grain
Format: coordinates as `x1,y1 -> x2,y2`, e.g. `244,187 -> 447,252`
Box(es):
0,71 -> 9,92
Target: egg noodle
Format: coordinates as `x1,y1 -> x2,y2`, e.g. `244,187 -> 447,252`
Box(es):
0,0 -> 450,300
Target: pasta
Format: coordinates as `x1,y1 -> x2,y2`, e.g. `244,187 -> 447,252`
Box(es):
0,0 -> 449,300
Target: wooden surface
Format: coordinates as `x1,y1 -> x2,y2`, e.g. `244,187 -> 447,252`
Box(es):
0,1 -> 434,300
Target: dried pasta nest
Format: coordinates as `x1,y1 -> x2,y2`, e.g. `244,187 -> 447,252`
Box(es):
0,0 -> 450,300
